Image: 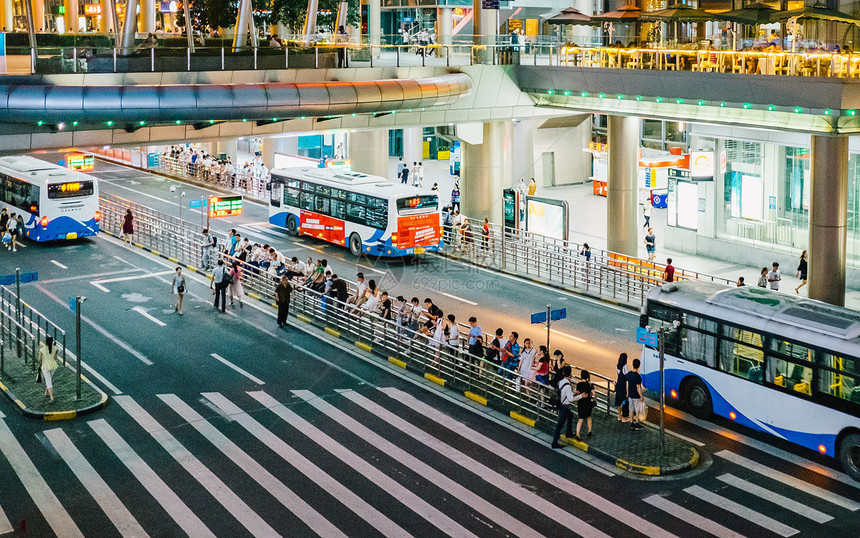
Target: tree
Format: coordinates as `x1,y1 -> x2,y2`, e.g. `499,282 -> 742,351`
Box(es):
271,0 -> 306,34
204,0 -> 238,30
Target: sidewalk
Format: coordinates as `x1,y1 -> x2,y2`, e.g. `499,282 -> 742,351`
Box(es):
0,352 -> 108,420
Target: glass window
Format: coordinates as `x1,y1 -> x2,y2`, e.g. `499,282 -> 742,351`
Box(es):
346,203 -> 366,223
365,204 -> 388,229
818,354 -> 860,404
300,191 -> 314,211
331,188 -> 346,199
314,195 -> 330,215
285,185 -> 300,207
719,326 -> 764,382
347,192 -> 367,205
330,199 -> 346,219
768,339 -> 812,362
648,303 -> 680,324
767,357 -> 813,395
781,147 -> 809,231
0,174 -> 41,215
680,328 -> 717,368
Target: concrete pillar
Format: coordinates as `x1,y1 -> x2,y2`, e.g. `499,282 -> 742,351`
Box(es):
808,135 -> 848,306
349,129 -> 388,178
32,0 -> 45,31
140,0 -> 155,33
0,1 -> 8,32
438,7 -> 452,57
461,121 -> 513,224
606,115 -> 639,257
63,0 -> 78,32
368,0 -> 381,55
473,1 -> 498,64
99,0 -> 115,33
217,140 -> 238,164
260,137 -> 293,169
401,127 -> 423,169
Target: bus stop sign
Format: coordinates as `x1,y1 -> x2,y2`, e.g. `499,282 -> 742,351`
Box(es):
636,327 -> 658,346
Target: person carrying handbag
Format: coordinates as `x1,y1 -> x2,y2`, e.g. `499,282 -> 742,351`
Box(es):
38,337 -> 59,404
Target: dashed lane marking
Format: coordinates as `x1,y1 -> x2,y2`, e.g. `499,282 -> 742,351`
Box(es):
50,260 -> 68,269
437,291 -> 478,306
210,353 -> 265,385
90,282 -> 110,293
132,306 -> 167,327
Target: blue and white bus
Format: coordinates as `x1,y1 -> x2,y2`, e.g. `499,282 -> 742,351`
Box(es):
640,280 -> 860,480
0,156 -> 100,242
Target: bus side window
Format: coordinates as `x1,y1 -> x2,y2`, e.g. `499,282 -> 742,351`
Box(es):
719,326 -> 764,383
680,314 -> 717,367
300,191 -> 314,211
330,199 -> 345,219
818,354 -> 860,404
270,181 -> 282,207
767,356 -> 812,395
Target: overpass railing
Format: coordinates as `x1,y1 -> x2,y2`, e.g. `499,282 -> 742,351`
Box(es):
150,155 -> 269,204
97,194 -> 617,429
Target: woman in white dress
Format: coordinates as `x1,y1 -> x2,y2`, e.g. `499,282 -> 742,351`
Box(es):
362,280 -> 380,314
229,261 -> 244,308
518,338 -> 536,390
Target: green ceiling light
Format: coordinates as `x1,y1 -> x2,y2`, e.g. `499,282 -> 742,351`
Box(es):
175,120 -> 181,124
37,121 -> 43,126
390,110 -> 395,114
598,92 -> 605,98
581,91 -> 588,97
351,113 -> 356,117
242,118 -> 247,122
408,109 -> 412,112
849,109 -> 857,116
635,95 -> 642,101
139,120 -> 145,126
563,90 -> 571,96
300,116 -> 305,120
106,121 -> 114,126
767,105 -> 775,111
547,90 -> 554,95
72,121 -> 78,126
794,107 -> 802,113
209,119 -> 215,124
676,98 -> 683,104
655,97 -> 663,103
720,102 -> 726,107
824,109 -> 832,115
743,102 -> 751,109
272,117 -> 278,121
698,99 -> 705,106
617,94 -> 624,100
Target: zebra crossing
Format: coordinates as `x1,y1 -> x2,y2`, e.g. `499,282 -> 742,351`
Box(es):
0,386 -> 856,537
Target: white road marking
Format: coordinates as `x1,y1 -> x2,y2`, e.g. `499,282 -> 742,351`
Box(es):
716,474 -> 833,523
50,260 -> 68,269
90,281 -> 110,293
437,291 -> 478,306
715,450 -> 860,511
209,353 -> 265,385
114,396 -> 279,538
643,495 -> 746,538
0,503 -> 10,536
357,263 -> 387,275
247,390 -> 477,538
88,419 -> 216,538
550,329 -> 587,343
42,428 -> 150,538
96,270 -> 174,284
203,392 -> 409,537
666,407 -> 859,486
0,420 -> 84,538
293,389 -> 550,538
35,282 -> 152,369
38,268 -> 141,285
132,306 -> 167,327
684,485 -> 798,537
157,394 -> 345,538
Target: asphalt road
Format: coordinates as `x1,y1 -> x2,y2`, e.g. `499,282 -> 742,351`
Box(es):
80,156 -> 638,381
0,179 -> 857,536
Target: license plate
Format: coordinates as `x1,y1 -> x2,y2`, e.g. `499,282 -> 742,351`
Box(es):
415,248 -> 425,254
66,233 -> 77,240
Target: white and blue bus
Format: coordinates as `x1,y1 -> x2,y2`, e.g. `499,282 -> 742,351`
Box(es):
0,156 -> 100,242
640,280 -> 860,479
268,167 -> 442,257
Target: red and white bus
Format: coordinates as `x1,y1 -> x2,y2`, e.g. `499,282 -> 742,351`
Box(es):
268,167 -> 442,257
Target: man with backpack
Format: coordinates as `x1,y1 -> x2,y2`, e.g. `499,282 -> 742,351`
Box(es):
210,259 -> 230,313
498,331 -> 521,379
551,365 -> 575,448
202,228 -> 216,269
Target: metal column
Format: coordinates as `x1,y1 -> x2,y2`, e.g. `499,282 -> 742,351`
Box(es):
607,115 -> 640,257
119,0 -> 140,55
808,135 -> 848,306
302,0 -> 319,45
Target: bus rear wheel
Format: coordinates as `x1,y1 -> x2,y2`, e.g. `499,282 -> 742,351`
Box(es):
286,215 -> 299,236
839,433 -> 860,481
683,377 -> 713,419
349,233 -> 363,257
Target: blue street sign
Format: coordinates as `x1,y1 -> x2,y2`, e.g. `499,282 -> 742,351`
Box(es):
69,297 -> 76,313
636,327 -> 658,346
189,199 -> 202,208
550,308 -> 566,321
531,311 -> 547,324
0,272 -> 37,286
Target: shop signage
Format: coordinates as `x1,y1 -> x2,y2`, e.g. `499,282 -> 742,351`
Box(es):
209,196 -> 243,218
668,168 -> 690,180
84,4 -> 101,15
160,1 -> 178,13
482,0 -> 500,9
66,153 -> 95,171
588,141 -> 608,153
691,151 -> 714,179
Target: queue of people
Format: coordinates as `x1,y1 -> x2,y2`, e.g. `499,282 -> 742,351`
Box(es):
162,145 -> 269,197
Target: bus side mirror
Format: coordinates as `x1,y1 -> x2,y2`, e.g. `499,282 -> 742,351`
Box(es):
639,314 -> 648,328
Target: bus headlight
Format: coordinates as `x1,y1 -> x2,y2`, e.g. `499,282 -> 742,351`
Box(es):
94,211 -> 101,222
40,216 -> 49,227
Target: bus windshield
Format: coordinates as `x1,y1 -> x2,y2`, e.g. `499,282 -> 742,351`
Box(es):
397,195 -> 438,214
48,181 -> 95,199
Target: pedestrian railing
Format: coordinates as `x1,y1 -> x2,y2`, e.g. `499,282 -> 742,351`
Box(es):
444,217 -> 733,308
149,155 -> 269,204
0,285 -> 67,377
98,195 -> 617,430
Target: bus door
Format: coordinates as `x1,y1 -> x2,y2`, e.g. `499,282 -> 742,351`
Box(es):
269,178 -> 283,207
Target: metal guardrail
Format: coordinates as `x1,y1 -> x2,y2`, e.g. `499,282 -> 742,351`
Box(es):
98,194 -> 617,428
151,155 -> 269,204
0,285 -> 67,377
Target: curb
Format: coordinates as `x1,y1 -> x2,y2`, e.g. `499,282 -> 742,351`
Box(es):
0,375 -> 110,421
433,251 -> 634,311
558,433 -> 700,476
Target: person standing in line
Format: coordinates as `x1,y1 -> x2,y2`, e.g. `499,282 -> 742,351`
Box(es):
210,259 -> 229,313
615,353 -> 629,422
767,262 -> 781,291
642,201 -> 652,228
574,370 -> 595,440
347,272 -> 367,310
551,365 -> 575,449
228,261 -> 244,308
644,228 -> 656,262
757,267 -> 768,287
122,209 -> 134,244
737,276 -> 746,287
38,336 -> 59,404
627,359 -> 645,430
663,258 -> 675,283
275,275 -> 292,327
446,314 -> 460,353
329,274 -> 349,306
401,164 -> 410,185
534,346 -> 550,385
201,228 -> 216,269
450,182 -> 461,213
171,266 -> 187,315
467,316 -> 484,361
518,338 -> 536,388
795,250 -> 808,294
397,157 -> 407,183
528,178 -> 537,196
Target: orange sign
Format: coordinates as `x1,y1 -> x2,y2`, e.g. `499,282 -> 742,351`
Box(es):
588,141 -> 608,153
301,211 -> 345,245
397,213 -> 440,249
84,4 -> 101,15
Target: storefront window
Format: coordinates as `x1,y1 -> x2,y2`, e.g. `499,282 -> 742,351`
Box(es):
780,147 -> 809,231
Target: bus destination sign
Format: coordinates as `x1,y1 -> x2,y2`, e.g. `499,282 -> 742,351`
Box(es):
209,196 -> 243,218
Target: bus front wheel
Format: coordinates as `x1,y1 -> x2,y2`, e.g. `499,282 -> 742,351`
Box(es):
349,233 -> 363,257
839,433 -> 860,481
286,215 -> 299,236
683,378 -> 713,419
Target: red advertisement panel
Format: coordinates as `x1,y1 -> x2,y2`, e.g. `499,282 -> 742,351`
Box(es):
301,211 -> 346,245
397,213 -> 440,249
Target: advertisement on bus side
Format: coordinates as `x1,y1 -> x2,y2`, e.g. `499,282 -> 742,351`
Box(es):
301,211 -> 346,244
397,214 -> 440,249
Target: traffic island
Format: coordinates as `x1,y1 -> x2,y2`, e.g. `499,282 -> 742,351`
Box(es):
0,355 -> 108,420
559,411 -> 699,476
